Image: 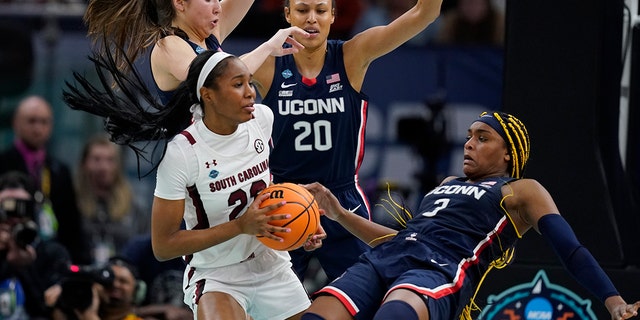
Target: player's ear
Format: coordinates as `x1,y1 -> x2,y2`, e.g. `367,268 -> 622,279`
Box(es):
284,7 -> 291,23
200,87 -> 212,103
173,0 -> 185,12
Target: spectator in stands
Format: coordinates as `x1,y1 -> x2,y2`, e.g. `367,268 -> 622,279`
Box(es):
75,135 -> 149,265
433,0 -> 505,46
0,95 -> 90,264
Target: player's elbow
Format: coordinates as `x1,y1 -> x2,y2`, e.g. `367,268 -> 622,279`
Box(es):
151,238 -> 176,261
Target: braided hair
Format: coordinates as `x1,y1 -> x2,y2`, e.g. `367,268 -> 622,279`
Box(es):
476,111 -> 530,178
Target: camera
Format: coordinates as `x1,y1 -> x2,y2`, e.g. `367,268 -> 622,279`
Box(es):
55,264 -> 115,316
0,198 -> 38,248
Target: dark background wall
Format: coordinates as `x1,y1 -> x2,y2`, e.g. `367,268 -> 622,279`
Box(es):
481,0 -> 640,317
503,0 -> 639,267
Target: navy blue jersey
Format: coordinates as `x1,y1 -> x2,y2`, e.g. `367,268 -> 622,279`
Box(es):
398,176 -> 520,271
262,40 -> 371,282
152,35 -> 222,104
316,176 -> 521,319
261,40 -> 369,190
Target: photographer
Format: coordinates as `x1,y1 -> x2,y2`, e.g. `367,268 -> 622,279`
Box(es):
0,170 -> 72,319
50,257 -> 147,320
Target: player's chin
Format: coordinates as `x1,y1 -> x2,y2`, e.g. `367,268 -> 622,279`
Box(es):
462,165 -> 475,177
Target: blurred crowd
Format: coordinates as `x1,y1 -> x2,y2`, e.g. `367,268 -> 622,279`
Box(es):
0,95 -> 190,320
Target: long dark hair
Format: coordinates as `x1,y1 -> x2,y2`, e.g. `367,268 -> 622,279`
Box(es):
83,0 -> 176,73
62,49 -> 230,176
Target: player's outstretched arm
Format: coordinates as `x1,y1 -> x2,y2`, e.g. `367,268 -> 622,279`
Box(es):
304,182 -> 397,247
513,180 -> 639,320
345,0 -> 443,65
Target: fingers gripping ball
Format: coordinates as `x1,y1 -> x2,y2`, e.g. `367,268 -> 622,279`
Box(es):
257,183 -> 320,251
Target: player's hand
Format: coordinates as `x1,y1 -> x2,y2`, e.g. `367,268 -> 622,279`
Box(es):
302,182 -> 346,222
605,296 -> 640,319
303,223 -> 326,251
265,26 -> 309,57
239,191 -> 291,242
612,300 -> 639,319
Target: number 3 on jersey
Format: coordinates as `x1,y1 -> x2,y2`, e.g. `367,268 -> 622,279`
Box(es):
422,198 -> 450,217
294,120 -> 332,151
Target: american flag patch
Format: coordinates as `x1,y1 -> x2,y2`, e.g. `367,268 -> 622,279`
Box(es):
325,73 -> 340,84
480,181 -> 497,188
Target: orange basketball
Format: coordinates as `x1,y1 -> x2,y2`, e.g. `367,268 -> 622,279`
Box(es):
257,183 -> 320,251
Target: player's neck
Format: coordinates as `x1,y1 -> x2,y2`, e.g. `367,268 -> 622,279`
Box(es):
294,45 -> 326,79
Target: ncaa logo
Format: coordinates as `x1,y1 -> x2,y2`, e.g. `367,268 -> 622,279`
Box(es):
478,270 -> 597,320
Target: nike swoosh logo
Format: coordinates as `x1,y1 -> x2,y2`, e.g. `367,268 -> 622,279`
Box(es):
347,204 -> 362,213
281,82 -> 297,89
430,259 -> 448,267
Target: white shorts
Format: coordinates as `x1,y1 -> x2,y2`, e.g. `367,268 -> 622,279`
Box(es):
183,247 -> 311,320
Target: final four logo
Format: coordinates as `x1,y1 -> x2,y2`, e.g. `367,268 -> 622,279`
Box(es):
478,270 -> 597,320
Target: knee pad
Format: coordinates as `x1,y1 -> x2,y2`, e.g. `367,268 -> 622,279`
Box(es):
301,312 -> 325,320
373,300 -> 419,320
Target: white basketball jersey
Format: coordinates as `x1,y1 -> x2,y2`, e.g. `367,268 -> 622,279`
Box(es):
155,104 -> 274,268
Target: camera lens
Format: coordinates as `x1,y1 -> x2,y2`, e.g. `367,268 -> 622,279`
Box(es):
13,221 -> 38,248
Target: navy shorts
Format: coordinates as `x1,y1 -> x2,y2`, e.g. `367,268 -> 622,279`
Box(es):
313,248 -> 467,319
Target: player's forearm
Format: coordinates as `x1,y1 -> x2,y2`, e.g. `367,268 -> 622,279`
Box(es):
240,42 -> 272,75
333,208 -> 397,247
153,221 -> 242,261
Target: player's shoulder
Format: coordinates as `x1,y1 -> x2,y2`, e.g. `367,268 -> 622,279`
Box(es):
170,128 -> 193,143
166,127 -> 199,153
159,130 -> 198,172
252,104 -> 274,119
509,178 -> 543,189
505,178 -> 549,201
253,103 -> 270,111
157,34 -> 187,45
440,176 -> 459,185
154,35 -> 192,53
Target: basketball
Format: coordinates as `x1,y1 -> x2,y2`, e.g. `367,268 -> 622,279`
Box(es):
256,183 -> 320,251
